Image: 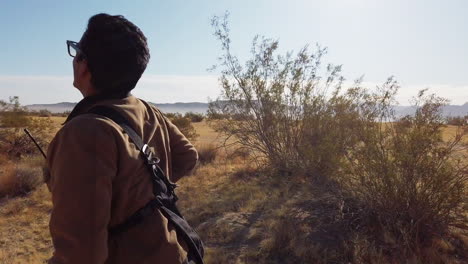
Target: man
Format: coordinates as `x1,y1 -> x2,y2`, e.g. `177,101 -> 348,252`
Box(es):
45,14 -> 198,263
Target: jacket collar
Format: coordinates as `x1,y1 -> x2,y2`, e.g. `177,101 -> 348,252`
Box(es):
63,91 -> 132,125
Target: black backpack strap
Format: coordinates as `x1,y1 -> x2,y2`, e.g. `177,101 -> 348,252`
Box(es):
109,198 -> 162,236
159,206 -> 205,264
88,105 -> 178,194
87,105 -> 205,264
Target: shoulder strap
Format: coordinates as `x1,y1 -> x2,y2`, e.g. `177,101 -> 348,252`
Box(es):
87,105 -> 205,264
88,105 -> 177,192
88,105 -> 154,160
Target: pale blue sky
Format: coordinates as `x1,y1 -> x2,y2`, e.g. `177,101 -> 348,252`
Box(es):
0,0 -> 467,105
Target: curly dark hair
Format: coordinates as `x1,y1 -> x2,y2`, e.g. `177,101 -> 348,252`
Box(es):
78,13 -> 150,95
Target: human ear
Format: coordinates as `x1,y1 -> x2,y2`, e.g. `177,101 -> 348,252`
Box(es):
77,59 -> 92,82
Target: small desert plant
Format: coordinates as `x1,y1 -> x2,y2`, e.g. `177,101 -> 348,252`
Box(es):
165,113 -> 199,141
230,147 -> 251,160
37,109 -> 52,117
28,109 -> 52,117
0,96 -> 29,128
184,112 -> 205,122
206,111 -> 228,120
163,112 -> 178,120
0,162 -> 43,198
446,115 -> 467,126
52,110 -> 72,117
0,97 -> 54,159
196,144 -> 218,165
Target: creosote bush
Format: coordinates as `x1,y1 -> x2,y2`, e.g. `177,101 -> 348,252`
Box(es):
0,162 -> 43,198
184,112 -> 205,122
164,112 -> 199,141
55,110 -> 72,117
208,13 -> 467,262
343,90 -> 468,255
209,14 -> 370,177
196,144 -> 218,165
28,109 -> 52,117
0,96 -> 54,159
446,115 -> 467,126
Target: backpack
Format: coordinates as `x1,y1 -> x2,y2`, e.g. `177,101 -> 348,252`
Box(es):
88,105 -> 205,264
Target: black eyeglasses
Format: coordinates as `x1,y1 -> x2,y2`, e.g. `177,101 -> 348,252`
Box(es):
66,40 -> 85,58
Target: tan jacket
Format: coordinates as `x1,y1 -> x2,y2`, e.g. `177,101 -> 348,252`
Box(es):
45,93 -> 198,264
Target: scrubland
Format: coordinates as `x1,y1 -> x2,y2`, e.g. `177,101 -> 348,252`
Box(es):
0,117 -> 466,263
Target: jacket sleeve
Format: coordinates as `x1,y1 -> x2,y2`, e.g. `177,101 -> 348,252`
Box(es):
164,117 -> 198,182
46,116 -> 117,264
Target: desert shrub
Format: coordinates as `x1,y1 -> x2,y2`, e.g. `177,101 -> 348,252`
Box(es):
206,111 -> 227,120
196,144 -> 218,165
0,96 -> 54,159
209,14 -> 369,177
230,147 -> 251,160
163,112 -> 178,120
446,115 -> 467,126
165,113 -> 199,141
28,109 -> 52,117
0,162 -> 43,198
343,90 -> 468,256
184,112 -> 205,122
37,109 -> 52,117
207,13 -> 468,263
13,165 -> 43,194
52,110 -> 72,117
0,96 -> 29,128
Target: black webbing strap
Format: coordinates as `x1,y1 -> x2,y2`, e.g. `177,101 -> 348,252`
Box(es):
87,105 -> 204,264
88,105 -> 177,194
108,198 -> 162,236
159,206 -> 205,264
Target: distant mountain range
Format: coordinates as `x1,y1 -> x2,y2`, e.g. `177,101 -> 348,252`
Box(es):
25,102 -> 209,114
25,102 -> 77,113
394,103 -> 468,117
25,101 -> 467,117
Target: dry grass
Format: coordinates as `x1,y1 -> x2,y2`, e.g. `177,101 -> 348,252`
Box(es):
177,160 -> 277,262
0,185 -> 53,263
443,125 -> 468,143
46,116 -> 66,128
